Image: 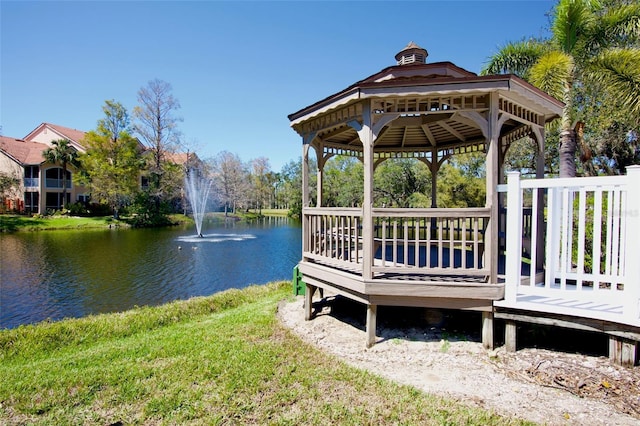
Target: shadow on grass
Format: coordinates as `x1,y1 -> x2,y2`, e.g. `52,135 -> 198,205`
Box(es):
0,215 -> 46,232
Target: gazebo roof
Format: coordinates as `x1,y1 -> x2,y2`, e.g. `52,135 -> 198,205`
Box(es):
289,45 -> 563,158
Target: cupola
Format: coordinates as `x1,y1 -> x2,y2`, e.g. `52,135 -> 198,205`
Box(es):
394,41 -> 428,65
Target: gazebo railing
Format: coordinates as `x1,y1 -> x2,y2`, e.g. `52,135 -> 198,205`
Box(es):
372,208 -> 490,277
302,207 -> 490,278
303,207 -> 364,271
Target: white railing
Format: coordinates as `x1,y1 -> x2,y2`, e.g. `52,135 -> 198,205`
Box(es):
302,207 -> 490,278
501,166 -> 640,325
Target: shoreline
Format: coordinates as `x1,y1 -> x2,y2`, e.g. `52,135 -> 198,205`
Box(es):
0,210 -> 292,232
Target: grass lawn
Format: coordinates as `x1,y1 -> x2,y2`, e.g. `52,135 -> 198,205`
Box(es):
0,214 -> 195,233
257,208 -> 290,217
0,282 -> 528,425
0,215 -> 122,232
0,210 -> 289,233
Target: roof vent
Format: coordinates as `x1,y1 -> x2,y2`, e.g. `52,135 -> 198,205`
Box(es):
395,41 -> 428,66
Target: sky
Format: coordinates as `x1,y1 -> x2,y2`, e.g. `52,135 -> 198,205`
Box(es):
1,0 -> 555,171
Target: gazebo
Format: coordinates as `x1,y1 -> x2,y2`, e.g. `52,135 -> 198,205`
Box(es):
288,42 -> 564,348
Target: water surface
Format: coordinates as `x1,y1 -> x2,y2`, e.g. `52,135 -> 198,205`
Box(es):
1,217 -> 301,329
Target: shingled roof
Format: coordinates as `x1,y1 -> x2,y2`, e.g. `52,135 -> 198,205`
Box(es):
23,122 -> 87,152
0,136 -> 49,165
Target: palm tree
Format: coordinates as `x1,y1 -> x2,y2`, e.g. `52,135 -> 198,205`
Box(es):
43,139 -> 79,209
482,0 -> 640,177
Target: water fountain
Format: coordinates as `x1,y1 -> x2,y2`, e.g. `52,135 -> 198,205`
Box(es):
184,167 -> 213,237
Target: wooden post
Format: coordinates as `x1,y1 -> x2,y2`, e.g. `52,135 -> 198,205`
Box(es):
430,147 -> 438,208
302,138 -> 313,209
301,143 -> 311,259
545,186 -> 562,287
497,135 -> 507,258
366,304 -> 377,348
505,320 -> 517,352
505,171 -> 522,304
316,143 -> 324,207
304,283 -> 316,321
482,311 -> 494,349
533,125 -> 546,272
485,92 -> 501,284
609,336 -> 637,367
357,100 -> 374,281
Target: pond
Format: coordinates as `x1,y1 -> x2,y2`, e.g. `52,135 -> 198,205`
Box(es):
0,217 -> 301,329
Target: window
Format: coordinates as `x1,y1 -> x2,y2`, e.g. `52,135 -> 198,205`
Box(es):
24,192 -> 39,214
78,194 -> 90,203
45,168 -> 72,189
141,176 -> 149,189
46,192 -> 70,210
24,166 -> 39,188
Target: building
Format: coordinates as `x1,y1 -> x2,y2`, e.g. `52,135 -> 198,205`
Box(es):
0,122 -> 199,214
0,123 -> 88,213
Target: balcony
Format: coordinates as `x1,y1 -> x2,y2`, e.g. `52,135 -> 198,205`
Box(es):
23,178 -> 39,188
45,179 -> 72,189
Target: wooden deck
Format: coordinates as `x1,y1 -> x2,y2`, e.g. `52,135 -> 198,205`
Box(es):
301,207 -> 503,306
496,169 -> 640,365
297,169 -> 640,365
495,285 -> 632,326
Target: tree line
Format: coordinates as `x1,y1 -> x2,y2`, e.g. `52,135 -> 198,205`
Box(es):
70,79 -> 307,224
29,79 -> 300,223
46,79 -> 485,223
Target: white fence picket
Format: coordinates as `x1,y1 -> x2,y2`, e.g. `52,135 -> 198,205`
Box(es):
499,169 -> 640,326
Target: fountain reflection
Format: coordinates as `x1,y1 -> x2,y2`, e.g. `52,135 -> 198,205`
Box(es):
176,233 -> 256,243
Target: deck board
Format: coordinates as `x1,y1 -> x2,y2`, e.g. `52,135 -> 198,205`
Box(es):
494,294 -> 638,326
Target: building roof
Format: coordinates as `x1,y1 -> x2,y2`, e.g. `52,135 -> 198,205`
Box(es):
288,44 -> 565,158
288,61 -> 563,125
18,122 -> 197,167
45,123 -> 87,143
0,136 -> 49,165
24,122 -> 87,143
23,122 -> 87,152
164,152 -> 188,165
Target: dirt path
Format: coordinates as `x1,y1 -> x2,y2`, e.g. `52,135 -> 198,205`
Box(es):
277,296 -> 640,425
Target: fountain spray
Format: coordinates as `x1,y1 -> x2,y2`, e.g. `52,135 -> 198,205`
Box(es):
184,167 -> 213,237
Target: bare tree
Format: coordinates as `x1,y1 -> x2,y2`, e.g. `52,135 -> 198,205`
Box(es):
132,79 -> 182,213
211,151 -> 249,216
250,157 -> 271,214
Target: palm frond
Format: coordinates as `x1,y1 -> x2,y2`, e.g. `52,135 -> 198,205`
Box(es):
553,0 -> 598,53
587,48 -> 640,114
588,3 -> 640,50
480,39 -> 547,77
529,51 -> 574,100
